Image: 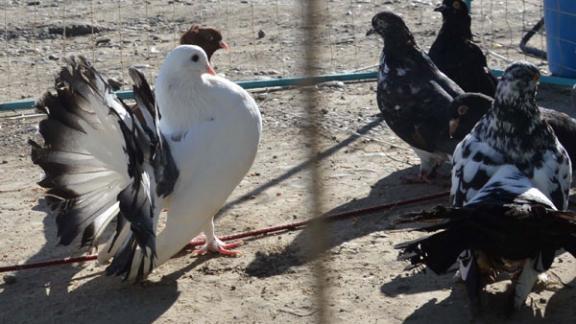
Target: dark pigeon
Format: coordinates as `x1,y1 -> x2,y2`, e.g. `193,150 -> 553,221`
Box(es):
396,171 -> 576,312
179,25 -> 229,61
367,11 -> 464,182
429,0 -> 497,97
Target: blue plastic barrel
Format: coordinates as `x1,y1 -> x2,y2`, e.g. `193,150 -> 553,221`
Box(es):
544,0 -> 576,77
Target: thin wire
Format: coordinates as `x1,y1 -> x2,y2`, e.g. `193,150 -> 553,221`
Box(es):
4,0 -> 11,101
90,0 -> 96,63
250,1 -> 256,61
32,2 -> 40,99
171,0 -> 177,45
300,0 -> 329,322
117,1 -> 125,84
325,3 -> 336,72
504,0 -> 513,58
144,0 -> 150,60
61,0 -> 67,60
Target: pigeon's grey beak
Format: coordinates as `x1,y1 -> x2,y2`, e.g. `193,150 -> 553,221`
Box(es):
449,118 -> 459,138
366,28 -> 375,37
434,5 -> 447,12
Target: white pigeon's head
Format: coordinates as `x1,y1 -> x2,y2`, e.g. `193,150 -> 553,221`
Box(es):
161,45 -> 216,78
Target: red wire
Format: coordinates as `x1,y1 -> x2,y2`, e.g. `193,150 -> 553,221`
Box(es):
0,191 -> 449,273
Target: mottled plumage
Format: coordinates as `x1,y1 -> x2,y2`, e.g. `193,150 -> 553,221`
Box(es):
445,61 -> 571,310
368,11 -> 464,182
449,92 -> 576,170
451,62 -> 571,209
429,0 -> 497,96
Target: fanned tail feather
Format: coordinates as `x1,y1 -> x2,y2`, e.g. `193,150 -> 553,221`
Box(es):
31,56 -> 162,280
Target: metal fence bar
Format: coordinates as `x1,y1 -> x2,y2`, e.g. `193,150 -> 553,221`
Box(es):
300,0 -> 329,322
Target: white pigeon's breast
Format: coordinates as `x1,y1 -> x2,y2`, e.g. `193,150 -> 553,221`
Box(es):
157,75 -> 261,206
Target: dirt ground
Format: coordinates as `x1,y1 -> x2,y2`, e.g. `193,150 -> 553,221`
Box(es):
1,0 -> 576,323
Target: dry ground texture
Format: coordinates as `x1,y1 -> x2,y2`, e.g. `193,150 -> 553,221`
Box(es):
1,0 -> 575,323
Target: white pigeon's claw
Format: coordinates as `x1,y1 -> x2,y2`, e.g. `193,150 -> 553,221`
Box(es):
193,238 -> 242,257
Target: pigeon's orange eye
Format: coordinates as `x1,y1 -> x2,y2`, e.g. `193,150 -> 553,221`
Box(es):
532,74 -> 540,81
453,1 -> 460,9
457,105 -> 468,115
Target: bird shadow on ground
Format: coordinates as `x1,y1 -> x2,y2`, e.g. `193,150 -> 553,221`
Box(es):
0,199 -> 208,323
381,268 -> 576,323
244,164 -> 450,278
0,115 -> 393,322
217,115 -> 386,216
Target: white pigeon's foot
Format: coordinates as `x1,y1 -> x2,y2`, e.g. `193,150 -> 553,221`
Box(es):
193,237 -> 242,257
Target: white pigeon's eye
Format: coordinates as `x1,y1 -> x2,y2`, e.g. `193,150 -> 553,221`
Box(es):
191,54 -> 199,62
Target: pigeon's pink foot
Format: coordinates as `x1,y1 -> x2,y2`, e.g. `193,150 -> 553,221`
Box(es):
193,238 -> 242,257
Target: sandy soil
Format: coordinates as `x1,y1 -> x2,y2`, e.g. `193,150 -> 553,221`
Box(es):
1,1 -> 575,323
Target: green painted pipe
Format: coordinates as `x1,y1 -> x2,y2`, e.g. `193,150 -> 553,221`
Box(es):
1,70 -> 575,112
0,71 -> 376,111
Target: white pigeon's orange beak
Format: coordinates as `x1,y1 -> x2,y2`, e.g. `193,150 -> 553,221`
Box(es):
206,63 -> 216,76
219,40 -> 230,51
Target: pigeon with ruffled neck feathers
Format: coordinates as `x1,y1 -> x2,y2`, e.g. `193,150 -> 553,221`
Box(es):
448,92 -> 576,170
451,62 -> 571,209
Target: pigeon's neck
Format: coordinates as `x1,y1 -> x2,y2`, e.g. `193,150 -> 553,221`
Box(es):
382,30 -> 417,56
475,102 -> 553,163
155,74 -> 215,133
438,15 -> 472,40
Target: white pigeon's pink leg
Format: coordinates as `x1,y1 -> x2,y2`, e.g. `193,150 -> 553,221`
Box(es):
192,218 -> 242,256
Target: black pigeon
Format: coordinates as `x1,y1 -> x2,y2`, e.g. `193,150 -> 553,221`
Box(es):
367,11 -> 464,182
449,92 -> 576,169
429,0 -> 497,97
396,171 -> 576,312
451,62 -> 571,210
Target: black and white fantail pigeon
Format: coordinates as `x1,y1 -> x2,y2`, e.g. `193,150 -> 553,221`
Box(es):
429,0 -> 497,97
30,45 -> 261,281
367,11 -> 464,183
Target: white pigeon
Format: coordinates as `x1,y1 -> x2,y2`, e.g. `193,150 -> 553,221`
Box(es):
30,45 -> 262,281
449,61 -> 571,309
